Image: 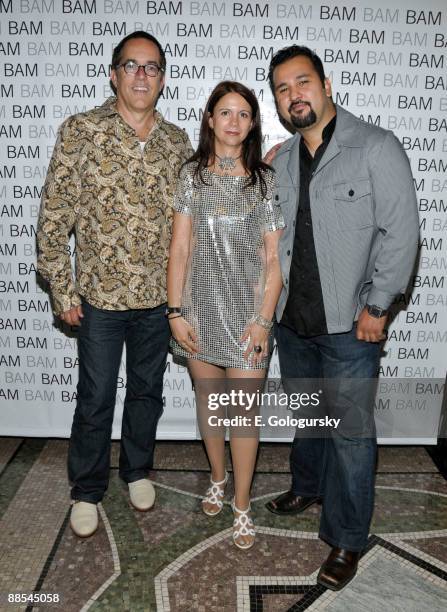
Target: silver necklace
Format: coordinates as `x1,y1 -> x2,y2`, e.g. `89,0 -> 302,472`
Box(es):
215,153 -> 241,172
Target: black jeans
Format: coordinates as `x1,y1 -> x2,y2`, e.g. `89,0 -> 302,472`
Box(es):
68,301 -> 169,503
275,322 -> 381,551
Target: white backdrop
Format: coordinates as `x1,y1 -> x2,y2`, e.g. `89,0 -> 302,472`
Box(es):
0,0 -> 445,441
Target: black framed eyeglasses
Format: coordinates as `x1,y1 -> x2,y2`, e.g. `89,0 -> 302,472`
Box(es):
117,60 -> 164,77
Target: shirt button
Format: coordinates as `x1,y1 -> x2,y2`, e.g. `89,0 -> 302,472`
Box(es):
287,250 -> 291,256
274,194 -> 279,200
349,189 -> 354,196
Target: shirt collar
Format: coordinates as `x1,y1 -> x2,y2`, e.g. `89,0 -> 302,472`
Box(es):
97,96 -> 163,133
322,114 -> 337,143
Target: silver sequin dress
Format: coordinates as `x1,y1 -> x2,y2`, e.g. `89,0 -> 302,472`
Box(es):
170,164 -> 284,369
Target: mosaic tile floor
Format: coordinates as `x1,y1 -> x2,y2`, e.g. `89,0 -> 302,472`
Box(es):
0,440 -> 446,611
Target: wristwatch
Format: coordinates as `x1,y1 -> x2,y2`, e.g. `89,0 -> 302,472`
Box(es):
366,304 -> 388,318
165,306 -> 182,316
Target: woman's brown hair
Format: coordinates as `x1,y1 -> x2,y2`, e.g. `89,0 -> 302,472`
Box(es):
187,80 -> 271,196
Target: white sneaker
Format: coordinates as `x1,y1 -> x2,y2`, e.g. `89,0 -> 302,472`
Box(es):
128,479 -> 155,511
70,501 -> 98,537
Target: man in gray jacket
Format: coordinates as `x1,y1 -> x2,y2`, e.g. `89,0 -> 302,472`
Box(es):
266,45 -> 419,590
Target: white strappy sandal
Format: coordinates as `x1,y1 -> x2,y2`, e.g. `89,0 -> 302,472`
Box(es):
231,500 -> 255,550
201,471 -> 229,516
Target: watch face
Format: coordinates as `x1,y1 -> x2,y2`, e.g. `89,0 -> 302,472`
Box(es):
368,305 -> 384,318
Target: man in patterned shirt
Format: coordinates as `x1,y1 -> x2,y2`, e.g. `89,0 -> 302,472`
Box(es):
37,32 -> 193,537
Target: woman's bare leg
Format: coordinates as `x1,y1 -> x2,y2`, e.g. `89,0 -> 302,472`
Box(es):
188,359 -> 227,514
227,367 -> 266,546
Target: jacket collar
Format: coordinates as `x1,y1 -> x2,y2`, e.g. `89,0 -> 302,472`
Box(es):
276,104 -> 362,184
331,104 -> 364,147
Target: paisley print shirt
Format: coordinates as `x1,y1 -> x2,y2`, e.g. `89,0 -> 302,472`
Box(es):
37,97 -> 193,314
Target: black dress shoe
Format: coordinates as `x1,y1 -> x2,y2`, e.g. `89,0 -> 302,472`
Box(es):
265,490 -> 321,515
317,547 -> 361,591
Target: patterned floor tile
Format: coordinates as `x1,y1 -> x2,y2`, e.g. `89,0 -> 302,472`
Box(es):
376,471 -> 447,494
0,441 -> 68,603
158,532 -> 327,611
311,541 -> 447,611
34,508 -> 116,612
398,536 -> 447,567
0,439 -> 446,612
0,438 -> 23,476
0,439 -> 46,521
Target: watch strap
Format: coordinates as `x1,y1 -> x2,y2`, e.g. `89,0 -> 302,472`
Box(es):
166,306 -> 182,316
367,304 -> 388,318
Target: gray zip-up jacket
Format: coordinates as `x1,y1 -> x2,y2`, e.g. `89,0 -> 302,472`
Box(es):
272,104 -> 419,334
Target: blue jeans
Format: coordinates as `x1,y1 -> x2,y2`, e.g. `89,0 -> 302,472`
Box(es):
275,323 -> 381,551
68,301 -> 170,503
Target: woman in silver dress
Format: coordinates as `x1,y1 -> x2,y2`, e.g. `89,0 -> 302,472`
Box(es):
167,81 -> 284,549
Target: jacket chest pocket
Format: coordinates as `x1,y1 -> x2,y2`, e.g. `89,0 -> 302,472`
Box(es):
333,179 -> 374,230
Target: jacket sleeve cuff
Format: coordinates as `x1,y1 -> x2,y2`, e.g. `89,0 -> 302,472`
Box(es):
51,285 -> 82,316
366,287 -> 396,311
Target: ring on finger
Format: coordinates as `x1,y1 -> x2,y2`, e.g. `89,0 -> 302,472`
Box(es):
254,345 -> 262,353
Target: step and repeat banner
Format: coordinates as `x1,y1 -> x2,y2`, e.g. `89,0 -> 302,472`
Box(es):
0,0 -> 446,441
